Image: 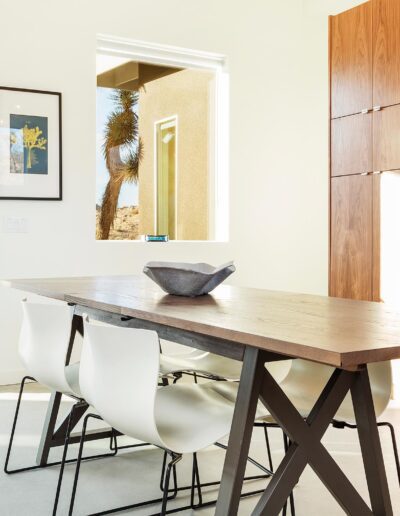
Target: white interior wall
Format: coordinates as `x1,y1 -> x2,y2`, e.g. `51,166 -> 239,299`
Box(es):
0,0 -> 358,383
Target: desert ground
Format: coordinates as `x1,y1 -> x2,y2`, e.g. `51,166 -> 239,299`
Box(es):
96,205 -> 140,240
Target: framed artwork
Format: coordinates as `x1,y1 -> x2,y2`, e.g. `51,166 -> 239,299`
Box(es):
0,86 -> 62,200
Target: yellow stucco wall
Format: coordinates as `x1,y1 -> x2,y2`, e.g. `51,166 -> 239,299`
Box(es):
138,69 -> 212,240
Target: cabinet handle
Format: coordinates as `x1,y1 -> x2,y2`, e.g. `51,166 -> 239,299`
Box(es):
361,172 -> 369,176
373,106 -> 381,112
361,108 -> 370,114
372,171 -> 382,175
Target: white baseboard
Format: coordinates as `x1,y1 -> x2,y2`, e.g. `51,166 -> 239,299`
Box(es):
0,369 -> 26,386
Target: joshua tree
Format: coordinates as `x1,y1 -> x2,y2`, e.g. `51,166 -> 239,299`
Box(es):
98,89 -> 142,240
22,125 -> 47,170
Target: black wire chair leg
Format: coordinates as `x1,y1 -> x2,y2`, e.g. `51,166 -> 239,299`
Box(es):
109,432 -> 118,452
172,373 -> 182,384
161,453 -> 182,516
109,436 -> 149,453
333,418 -> 400,489
214,441 -> 272,476
5,378 -> 117,477
160,450 -> 167,491
263,424 -> 274,473
53,400 -> 87,516
69,416 -> 180,516
378,421 -> 400,487
190,452 -> 203,509
172,461 -> 178,498
160,450 -> 178,499
4,376 -> 37,474
190,453 -> 196,508
68,415 -> 121,516
194,453 -> 203,507
68,412 -> 94,515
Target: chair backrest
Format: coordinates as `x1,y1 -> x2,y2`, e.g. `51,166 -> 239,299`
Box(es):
19,299 -> 74,394
80,317 -> 165,448
284,359 -> 392,420
364,360 -> 393,419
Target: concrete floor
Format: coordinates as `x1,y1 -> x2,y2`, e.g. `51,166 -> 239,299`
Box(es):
0,382 -> 399,515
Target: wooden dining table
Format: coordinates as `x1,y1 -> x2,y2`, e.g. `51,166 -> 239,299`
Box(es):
4,274 -> 400,516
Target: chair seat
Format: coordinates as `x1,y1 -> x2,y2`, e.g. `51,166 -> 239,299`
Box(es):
159,341 -> 292,383
273,360 -> 390,423
64,362 -> 82,398
154,382 -> 235,454
208,381 -> 271,421
210,365 -> 390,426
209,379 -> 348,425
159,349 -> 242,380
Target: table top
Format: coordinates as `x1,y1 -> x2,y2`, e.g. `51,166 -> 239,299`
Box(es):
4,274 -> 400,368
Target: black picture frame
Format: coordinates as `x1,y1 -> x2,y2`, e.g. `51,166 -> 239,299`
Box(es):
0,85 -> 62,201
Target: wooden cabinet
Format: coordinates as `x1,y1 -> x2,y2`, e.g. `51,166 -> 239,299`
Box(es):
330,175 -> 373,301
330,0 -> 400,301
373,104 -> 400,172
331,113 -> 372,176
331,2 -> 372,118
373,0 -> 400,108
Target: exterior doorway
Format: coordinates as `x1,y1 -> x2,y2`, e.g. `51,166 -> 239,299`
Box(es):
155,117 -> 177,239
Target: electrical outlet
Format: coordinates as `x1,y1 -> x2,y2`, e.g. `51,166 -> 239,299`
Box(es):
2,217 -> 29,233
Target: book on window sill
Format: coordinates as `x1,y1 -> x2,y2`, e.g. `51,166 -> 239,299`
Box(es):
144,235 -> 169,242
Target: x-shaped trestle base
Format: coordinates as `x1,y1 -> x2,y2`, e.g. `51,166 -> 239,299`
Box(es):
216,347 -> 393,516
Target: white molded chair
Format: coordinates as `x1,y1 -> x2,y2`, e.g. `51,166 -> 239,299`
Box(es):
5,299 -> 81,471
212,359 -> 400,487
281,359 -> 400,485
4,299 -> 117,516
159,343 -> 295,515
159,342 -> 291,464
18,298 -> 80,396
66,316 -> 238,515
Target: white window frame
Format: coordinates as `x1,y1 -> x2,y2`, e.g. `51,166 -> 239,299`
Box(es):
97,34 -> 229,242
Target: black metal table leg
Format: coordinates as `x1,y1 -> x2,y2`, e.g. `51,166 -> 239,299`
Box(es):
37,313 -> 87,465
351,366 -> 393,516
36,391 -> 63,466
215,347 -> 268,516
216,359 -> 394,516
255,368 -> 374,516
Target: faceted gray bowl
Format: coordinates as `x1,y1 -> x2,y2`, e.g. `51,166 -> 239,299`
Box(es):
143,261 -> 236,297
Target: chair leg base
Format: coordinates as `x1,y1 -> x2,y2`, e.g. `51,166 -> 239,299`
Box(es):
65,412 -> 299,516
5,378 -> 120,476
68,413 -> 182,516
4,376 -> 36,474
214,441 -> 273,476
332,419 -> 400,487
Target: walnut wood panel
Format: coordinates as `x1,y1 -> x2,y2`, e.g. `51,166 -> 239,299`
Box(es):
331,2 -> 372,118
372,174 -> 381,301
4,274 -> 400,368
373,104 -> 400,172
330,175 -> 373,302
373,0 -> 400,108
331,113 -> 372,177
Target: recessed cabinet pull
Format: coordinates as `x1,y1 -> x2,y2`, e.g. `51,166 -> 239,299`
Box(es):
373,171 -> 382,175
373,105 -> 382,112
361,172 -> 369,176
361,108 -> 370,114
